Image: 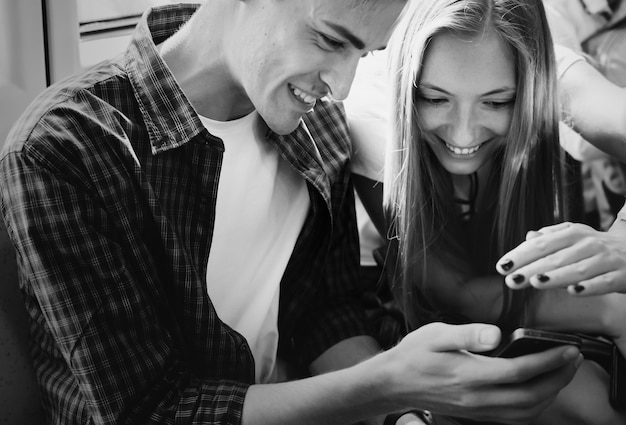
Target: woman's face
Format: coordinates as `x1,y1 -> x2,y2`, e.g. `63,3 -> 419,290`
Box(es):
416,30 -> 517,175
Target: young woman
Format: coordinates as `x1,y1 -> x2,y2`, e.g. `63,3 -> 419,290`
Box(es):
348,0 -> 626,423
384,0 -> 565,338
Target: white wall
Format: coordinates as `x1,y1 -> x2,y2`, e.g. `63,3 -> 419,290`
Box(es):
0,0 -> 47,149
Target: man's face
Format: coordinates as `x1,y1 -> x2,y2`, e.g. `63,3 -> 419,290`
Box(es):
229,0 -> 406,135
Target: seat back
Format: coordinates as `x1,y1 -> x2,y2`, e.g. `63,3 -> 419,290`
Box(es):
0,220 -> 44,423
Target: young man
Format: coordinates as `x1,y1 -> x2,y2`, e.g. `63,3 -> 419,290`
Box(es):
0,1 -> 580,424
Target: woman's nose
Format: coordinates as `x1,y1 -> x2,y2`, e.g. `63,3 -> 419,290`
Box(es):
448,106 -> 476,147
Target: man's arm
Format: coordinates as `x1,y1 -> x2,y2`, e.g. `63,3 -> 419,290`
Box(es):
310,335 -> 389,425
241,322 -> 581,425
0,144 -> 253,423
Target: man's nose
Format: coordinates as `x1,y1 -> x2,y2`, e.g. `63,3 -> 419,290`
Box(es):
320,56 -> 360,101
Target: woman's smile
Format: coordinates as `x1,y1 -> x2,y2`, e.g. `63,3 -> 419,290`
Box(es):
443,139 -> 487,156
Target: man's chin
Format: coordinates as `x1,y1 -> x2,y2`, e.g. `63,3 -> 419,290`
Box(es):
266,117 -> 303,136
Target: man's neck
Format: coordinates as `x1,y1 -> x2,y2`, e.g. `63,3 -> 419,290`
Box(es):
158,4 -> 254,121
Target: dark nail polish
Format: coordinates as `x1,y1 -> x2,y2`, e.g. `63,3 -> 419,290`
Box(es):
536,274 -> 550,283
512,274 -> 525,284
500,259 -> 514,271
574,285 -> 585,293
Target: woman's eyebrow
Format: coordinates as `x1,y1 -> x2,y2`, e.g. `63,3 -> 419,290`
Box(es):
482,87 -> 517,96
418,83 -> 516,96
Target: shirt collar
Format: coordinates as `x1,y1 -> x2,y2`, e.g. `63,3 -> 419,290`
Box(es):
123,2 -> 327,193
125,4 -> 206,154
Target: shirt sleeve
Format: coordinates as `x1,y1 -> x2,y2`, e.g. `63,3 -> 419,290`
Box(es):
287,101 -> 376,365
0,132 -> 249,424
553,45 -> 609,162
554,44 -> 587,80
293,176 -> 375,364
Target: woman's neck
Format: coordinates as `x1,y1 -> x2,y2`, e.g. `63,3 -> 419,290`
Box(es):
451,161 -> 493,212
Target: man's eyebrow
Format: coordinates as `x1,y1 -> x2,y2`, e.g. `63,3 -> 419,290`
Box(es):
322,20 -> 366,50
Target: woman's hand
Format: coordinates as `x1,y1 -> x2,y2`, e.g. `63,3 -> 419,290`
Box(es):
496,221 -> 626,296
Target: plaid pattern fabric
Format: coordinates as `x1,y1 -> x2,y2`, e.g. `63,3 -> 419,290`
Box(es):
0,4 -> 370,424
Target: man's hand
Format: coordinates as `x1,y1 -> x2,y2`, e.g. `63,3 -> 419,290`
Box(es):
369,322 -> 581,425
496,222 -> 626,296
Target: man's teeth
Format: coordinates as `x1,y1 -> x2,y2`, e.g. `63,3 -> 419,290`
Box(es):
445,142 -> 481,155
292,87 -> 316,104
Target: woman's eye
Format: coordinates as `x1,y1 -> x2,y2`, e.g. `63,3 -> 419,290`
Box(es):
485,99 -> 515,109
417,95 -> 447,106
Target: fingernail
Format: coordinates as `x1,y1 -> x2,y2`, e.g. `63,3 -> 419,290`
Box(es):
526,230 -> 543,239
499,259 -> 514,271
575,354 -> 584,368
511,274 -> 525,284
574,284 -> 585,293
535,274 -> 550,283
562,346 -> 579,361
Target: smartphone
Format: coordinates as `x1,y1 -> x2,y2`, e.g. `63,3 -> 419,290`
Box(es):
491,328 -> 582,358
493,329 -> 624,410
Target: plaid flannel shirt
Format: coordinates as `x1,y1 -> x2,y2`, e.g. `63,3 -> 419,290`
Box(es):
0,4 -> 370,424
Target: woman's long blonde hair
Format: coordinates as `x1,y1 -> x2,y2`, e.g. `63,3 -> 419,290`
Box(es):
384,0 -> 566,329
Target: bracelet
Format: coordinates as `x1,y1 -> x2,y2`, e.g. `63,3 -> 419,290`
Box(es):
384,410 -> 431,425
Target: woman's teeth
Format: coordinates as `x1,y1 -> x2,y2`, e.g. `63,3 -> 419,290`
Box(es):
291,86 -> 316,105
445,142 -> 482,155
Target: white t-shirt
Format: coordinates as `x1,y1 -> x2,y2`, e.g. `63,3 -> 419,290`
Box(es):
201,111 -> 309,383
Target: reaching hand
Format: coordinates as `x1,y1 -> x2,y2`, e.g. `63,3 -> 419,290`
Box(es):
496,222 -> 626,296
